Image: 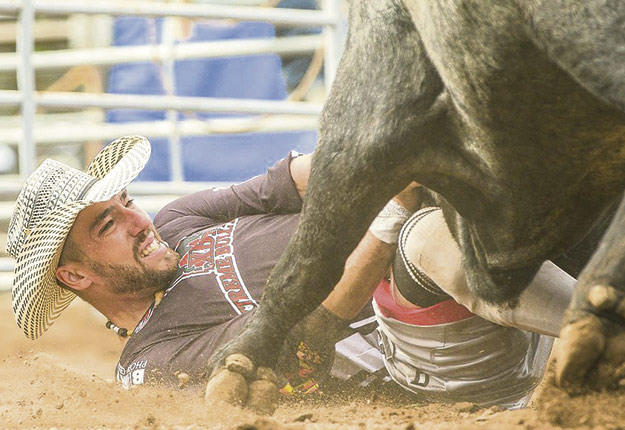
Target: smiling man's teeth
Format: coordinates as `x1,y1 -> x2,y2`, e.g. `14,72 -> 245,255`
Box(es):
141,241 -> 159,258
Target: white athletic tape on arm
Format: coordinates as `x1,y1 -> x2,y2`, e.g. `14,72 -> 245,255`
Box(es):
369,200 -> 412,244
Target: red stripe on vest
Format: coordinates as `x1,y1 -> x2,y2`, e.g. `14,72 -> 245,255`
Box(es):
373,279 -> 474,326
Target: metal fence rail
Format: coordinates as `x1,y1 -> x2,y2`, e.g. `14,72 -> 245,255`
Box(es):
0,34 -> 325,71
2,0 -> 345,180
0,90 -> 324,114
0,0 -> 337,26
0,115 -> 320,146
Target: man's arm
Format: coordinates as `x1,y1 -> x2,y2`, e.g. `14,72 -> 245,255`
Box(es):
155,153 -> 307,245
276,184 -> 422,392
323,182 -> 422,319
276,225 -> 397,394
322,231 -> 395,319
289,153 -> 312,199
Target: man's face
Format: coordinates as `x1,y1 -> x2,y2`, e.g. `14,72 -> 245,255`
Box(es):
63,190 -> 180,297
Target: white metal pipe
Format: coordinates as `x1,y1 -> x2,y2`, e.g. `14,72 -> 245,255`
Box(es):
0,273 -> 13,292
0,90 -> 22,105
39,92 -> 323,115
0,258 -> 14,272
321,0 -> 345,91
162,18 -> 183,182
0,0 -> 336,27
16,0 -> 36,178
0,116 -> 319,146
0,35 -> 324,72
0,90 -> 323,115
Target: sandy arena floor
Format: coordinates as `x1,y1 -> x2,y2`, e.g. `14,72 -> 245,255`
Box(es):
2,292 -> 625,430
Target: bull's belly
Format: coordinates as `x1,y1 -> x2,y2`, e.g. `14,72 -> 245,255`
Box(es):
427,122 -> 625,274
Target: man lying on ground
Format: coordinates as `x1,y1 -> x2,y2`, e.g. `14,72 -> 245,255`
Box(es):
7,135 -> 574,410
6,135 -> 398,396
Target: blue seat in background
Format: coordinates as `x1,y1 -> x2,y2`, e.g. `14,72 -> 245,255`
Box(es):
107,17 -> 318,182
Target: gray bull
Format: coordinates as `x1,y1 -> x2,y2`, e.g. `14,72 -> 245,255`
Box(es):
207,0 -> 625,399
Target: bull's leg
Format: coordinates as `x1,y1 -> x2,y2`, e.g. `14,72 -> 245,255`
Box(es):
555,192 -> 625,388
520,1 -> 625,388
204,0 -> 452,410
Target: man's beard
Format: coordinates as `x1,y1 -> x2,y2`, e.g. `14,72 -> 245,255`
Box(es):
89,250 -> 180,295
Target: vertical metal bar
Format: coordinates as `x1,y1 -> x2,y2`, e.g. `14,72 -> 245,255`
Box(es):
16,0 -> 36,177
162,16 -> 183,182
320,0 -> 343,93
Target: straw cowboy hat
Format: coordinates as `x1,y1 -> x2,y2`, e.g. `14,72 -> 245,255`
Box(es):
5,135 -> 151,340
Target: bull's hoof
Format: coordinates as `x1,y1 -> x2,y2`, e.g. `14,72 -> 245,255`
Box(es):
205,354 -> 279,415
587,285 -> 620,311
555,315 -> 605,387
247,379 -> 280,415
204,368 -> 248,406
225,353 -> 255,378
556,284 -> 625,390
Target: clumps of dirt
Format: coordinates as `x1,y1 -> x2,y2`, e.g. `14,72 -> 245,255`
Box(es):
235,417 -> 291,430
268,378 -> 502,430
269,378 -> 426,429
537,363 -> 625,429
134,413 -> 159,430
280,376 -> 423,410
0,352 -> 258,430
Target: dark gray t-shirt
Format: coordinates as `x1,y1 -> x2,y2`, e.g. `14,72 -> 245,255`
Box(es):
116,155 -> 301,389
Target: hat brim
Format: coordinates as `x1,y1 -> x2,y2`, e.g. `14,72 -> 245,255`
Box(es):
12,136 -> 150,339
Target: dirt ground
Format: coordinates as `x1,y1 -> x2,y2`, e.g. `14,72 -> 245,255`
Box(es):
2,292 -> 625,430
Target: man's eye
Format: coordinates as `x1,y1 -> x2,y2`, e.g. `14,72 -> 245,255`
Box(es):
101,220 -> 114,234
125,199 -> 134,207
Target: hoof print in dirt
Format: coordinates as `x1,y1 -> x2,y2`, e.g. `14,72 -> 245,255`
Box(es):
205,354 -> 279,415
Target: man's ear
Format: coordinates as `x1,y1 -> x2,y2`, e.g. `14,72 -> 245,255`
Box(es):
55,264 -> 93,291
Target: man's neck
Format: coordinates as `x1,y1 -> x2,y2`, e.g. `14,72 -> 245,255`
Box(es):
87,290 -> 160,347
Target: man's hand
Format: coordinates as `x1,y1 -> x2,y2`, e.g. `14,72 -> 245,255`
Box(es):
276,304 -> 351,395
393,181 -> 422,211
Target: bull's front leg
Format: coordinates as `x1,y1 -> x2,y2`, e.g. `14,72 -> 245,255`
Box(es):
556,192 -> 625,389
203,0 -> 451,413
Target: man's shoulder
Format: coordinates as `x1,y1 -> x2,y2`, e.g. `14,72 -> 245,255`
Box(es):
116,355 -> 151,389
153,197 -> 182,231
115,323 -> 188,389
